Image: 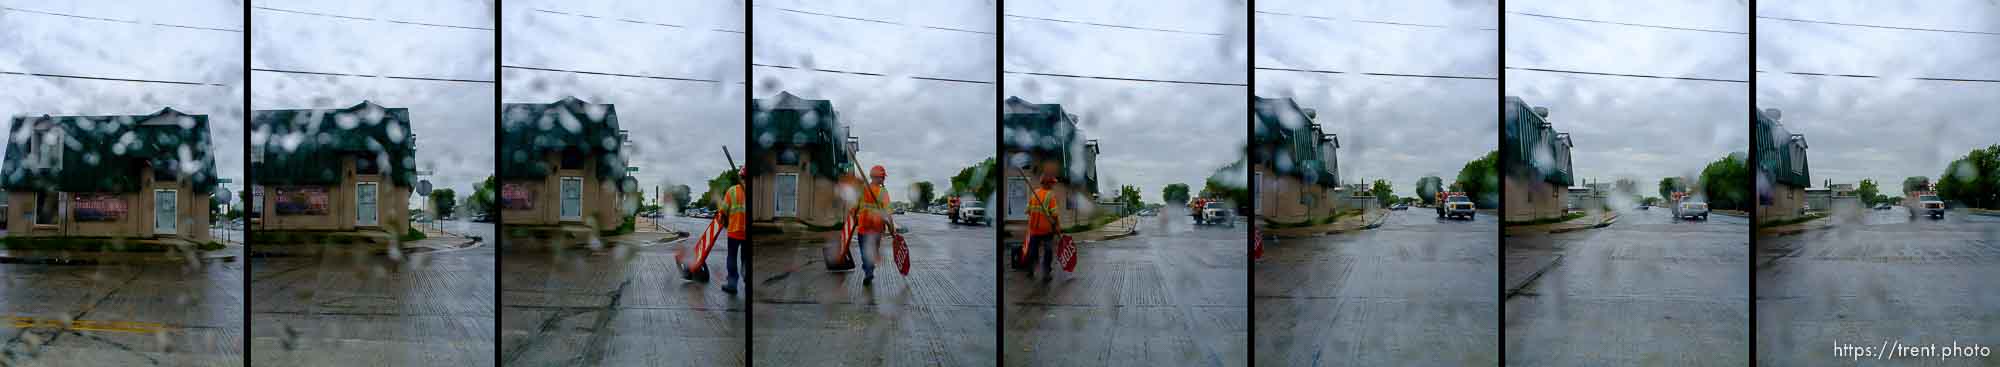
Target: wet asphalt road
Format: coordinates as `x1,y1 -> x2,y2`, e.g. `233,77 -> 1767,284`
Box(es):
0,260 -> 242,366
1254,209 -> 1498,366
499,216 -> 745,366
752,213 -> 996,366
248,242 -> 495,365
1504,208 -> 1749,365
1757,208 -> 2000,365
1004,208 -> 1246,367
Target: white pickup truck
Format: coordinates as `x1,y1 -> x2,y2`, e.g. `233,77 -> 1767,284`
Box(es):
1436,192 -> 1475,219
1907,191 -> 1945,218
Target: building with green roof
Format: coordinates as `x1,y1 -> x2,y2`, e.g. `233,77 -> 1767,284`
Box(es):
751,92 -> 857,232
1252,96 -> 1345,226
1001,96 -> 1100,233
4,108 -> 218,241
250,101 -> 415,241
1755,107 -> 1810,222
1503,96 -> 1575,223
500,97 -> 633,236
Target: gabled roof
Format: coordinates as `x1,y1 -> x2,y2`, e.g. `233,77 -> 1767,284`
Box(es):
1253,97 -> 1337,187
1001,96 -> 1096,190
252,101 -> 417,186
751,92 -> 850,178
500,97 -> 626,180
3,108 -> 219,193
1755,108 -> 1809,186
1503,96 -> 1573,186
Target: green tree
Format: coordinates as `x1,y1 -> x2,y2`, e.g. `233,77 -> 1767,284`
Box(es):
694,168 -> 739,210
668,184 -> 692,211
1161,183 -> 1192,206
1202,161 -> 1250,207
1855,179 -> 1882,206
1451,151 -> 1499,208
1938,145 -> 2000,209
429,188 -> 458,220
469,176 -> 497,217
950,157 -> 998,201
1614,178 -> 1639,196
1659,177 -> 1685,200
1698,153 -> 1750,211
1115,185 -> 1143,214
1415,176 -> 1443,206
1902,176 -> 1932,195
912,181 -> 936,210
1370,179 -> 1395,208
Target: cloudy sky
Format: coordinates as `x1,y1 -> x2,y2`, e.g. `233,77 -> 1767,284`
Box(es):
502,0 -> 743,201
0,0 -> 245,195
1004,0 -> 1247,204
752,0 -> 995,202
1255,0 -> 1497,198
1757,0 -> 2000,193
1505,0 -> 1749,197
250,0 -> 494,201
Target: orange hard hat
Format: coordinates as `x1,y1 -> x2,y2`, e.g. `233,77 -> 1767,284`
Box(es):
870,165 -> 886,178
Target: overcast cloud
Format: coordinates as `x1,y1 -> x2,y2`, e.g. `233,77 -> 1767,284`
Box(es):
502,0 -> 744,200
752,0 -> 995,202
1756,0 -> 2000,193
1255,0 -> 1498,198
1505,0 -> 1749,197
0,0 -> 245,195
1004,0 -> 1247,204
250,0 -> 494,202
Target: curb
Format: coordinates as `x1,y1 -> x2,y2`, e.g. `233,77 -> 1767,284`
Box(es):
1504,255 -> 1563,299
0,250 -> 238,265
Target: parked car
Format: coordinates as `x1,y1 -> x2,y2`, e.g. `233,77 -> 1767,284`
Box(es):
1138,209 -> 1157,217
472,213 -> 494,223
1390,203 -> 1408,211
1873,203 -> 1891,210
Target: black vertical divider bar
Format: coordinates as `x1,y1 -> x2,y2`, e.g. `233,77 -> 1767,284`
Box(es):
1244,1 -> 1256,367
1745,0 -> 1758,363
1494,0 -> 1508,365
241,1 -> 254,365
743,2 -> 756,365
994,1 -> 1008,366
491,1 -> 504,365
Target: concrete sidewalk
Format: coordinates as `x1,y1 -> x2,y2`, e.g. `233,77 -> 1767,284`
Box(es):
1069,216 -> 1139,242
1504,211 -> 1617,236
1262,210 -> 1388,239
1503,252 -> 1562,299
0,242 -> 240,265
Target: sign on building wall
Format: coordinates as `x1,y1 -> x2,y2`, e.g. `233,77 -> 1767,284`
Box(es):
501,183 -> 535,210
275,187 -> 330,215
73,193 -> 128,221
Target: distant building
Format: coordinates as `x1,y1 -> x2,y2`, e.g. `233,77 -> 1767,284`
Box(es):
751,92 -> 857,234
1253,97 -> 1344,226
3,108 -> 218,241
1503,96 -> 1574,222
499,97 -> 633,234
1002,96 -> 1099,233
1755,108 -> 1809,222
251,101 -> 414,241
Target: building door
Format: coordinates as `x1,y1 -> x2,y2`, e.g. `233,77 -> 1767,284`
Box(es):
560,177 -> 583,221
775,173 -> 797,217
154,190 -> 176,234
356,182 -> 378,226
1006,177 -> 1026,220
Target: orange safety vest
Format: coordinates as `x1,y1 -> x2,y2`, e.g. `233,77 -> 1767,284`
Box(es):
1027,188 -> 1058,235
724,185 -> 746,239
856,185 -> 890,233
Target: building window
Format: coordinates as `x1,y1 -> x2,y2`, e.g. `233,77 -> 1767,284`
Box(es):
775,173 -> 798,217
154,161 -> 180,182
777,148 -> 799,165
355,154 -> 381,175
1006,177 -> 1027,219
251,186 -> 263,218
559,177 -> 583,221
1790,146 -> 1806,175
560,149 -> 586,170
33,129 -> 62,170
34,191 -> 59,225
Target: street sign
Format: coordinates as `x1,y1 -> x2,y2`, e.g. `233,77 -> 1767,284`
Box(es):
216,188 -> 233,205
416,180 -> 433,196
626,166 -> 640,173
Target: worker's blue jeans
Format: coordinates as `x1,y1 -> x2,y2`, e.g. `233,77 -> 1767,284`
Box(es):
726,237 -> 743,288
857,233 -> 882,277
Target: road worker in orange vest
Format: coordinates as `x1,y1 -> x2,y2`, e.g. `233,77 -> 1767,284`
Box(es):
1025,174 -> 1061,280
853,165 -> 897,284
720,167 -> 748,294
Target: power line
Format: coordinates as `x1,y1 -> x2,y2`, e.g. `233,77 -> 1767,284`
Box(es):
1256,67 -> 1496,80
1,6 -> 241,32
0,70 -> 226,86
1757,15 -> 2000,36
253,6 -> 493,31
532,8 -> 743,34
753,63 -> 993,84
503,65 -> 738,84
1507,11 -> 1746,35
1254,10 -> 1497,31
1507,67 -> 1747,83
1005,14 -> 1225,36
762,6 -> 991,35
1005,70 -> 1245,86
252,68 -> 494,84
1757,70 -> 2000,83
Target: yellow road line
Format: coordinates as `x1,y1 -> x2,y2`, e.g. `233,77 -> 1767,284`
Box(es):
6,317 -> 171,334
